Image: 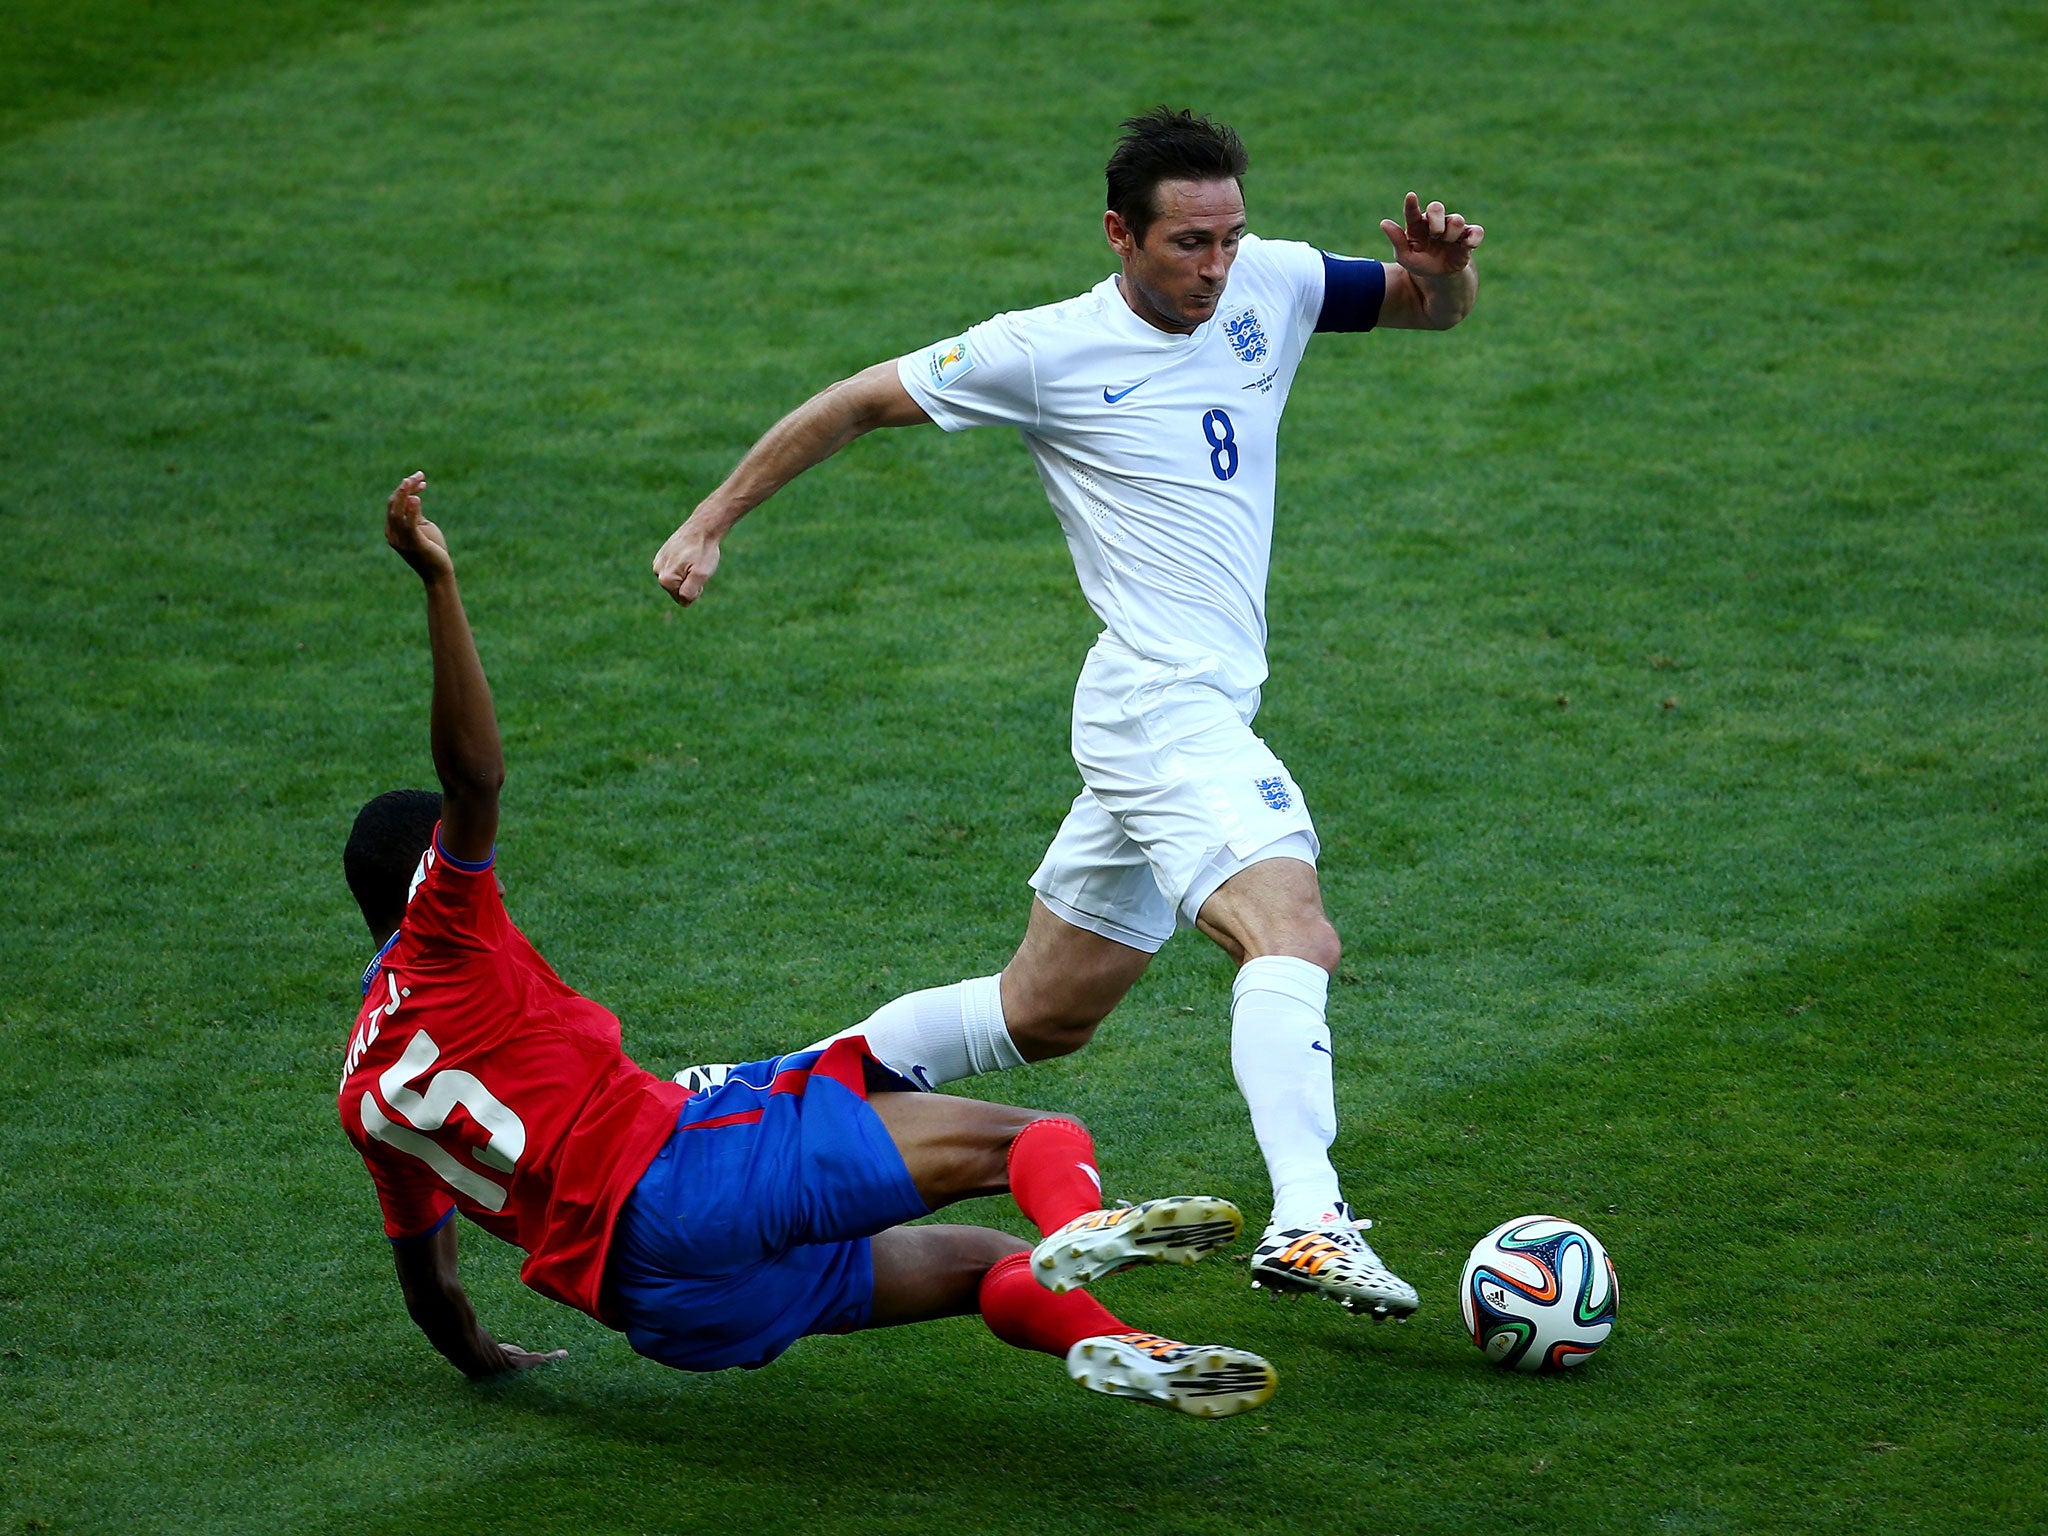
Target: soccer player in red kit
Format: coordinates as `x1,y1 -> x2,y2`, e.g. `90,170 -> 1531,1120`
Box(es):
337,472 -> 1277,1416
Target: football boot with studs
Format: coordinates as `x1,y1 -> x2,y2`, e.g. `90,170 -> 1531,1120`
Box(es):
1249,1201 -> 1419,1319
1031,1196 -> 1242,1293
671,1063 -> 736,1095
1066,1332 -> 1277,1419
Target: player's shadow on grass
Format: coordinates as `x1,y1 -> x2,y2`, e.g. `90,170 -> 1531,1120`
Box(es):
377,1323 -> 1299,1530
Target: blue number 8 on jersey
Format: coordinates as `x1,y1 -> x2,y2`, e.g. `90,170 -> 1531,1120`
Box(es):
1202,409 -> 1239,482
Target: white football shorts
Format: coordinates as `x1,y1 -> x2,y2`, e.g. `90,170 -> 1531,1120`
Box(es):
1028,638 -> 1321,953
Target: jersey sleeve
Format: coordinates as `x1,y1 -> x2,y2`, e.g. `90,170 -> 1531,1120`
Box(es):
897,314 -> 1040,432
1251,232 -> 1386,334
1247,235 -> 1330,336
361,1140 -> 458,1241
398,826 -> 508,954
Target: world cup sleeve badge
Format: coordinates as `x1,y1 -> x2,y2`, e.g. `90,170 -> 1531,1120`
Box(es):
926,337 -> 976,389
1224,307 -> 1269,365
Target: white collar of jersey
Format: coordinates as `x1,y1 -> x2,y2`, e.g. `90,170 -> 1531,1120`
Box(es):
1098,274 -> 1212,346
361,930 -> 401,996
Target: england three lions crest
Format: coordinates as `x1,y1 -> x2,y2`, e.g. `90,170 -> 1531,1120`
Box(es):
1224,307 -> 1269,365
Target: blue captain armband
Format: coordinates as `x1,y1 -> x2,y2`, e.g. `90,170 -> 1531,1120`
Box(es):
1316,253 -> 1387,333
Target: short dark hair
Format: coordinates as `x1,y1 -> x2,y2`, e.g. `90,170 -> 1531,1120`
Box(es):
344,788 -> 442,934
1105,106 -> 1249,242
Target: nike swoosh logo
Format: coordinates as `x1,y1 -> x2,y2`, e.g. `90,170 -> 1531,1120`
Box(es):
1311,1041 -> 1332,1056
1102,380 -> 1148,403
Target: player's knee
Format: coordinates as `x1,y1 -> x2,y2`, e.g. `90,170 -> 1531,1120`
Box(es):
1304,920 -> 1342,975
1246,915 -> 1340,975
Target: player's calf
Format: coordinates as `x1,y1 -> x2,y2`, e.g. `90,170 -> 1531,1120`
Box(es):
1006,1116 -> 1241,1288
872,1085 -> 1249,1309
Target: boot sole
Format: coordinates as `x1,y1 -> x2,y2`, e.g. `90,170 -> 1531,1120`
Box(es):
1032,1196 -> 1242,1293
1066,1338 -> 1277,1419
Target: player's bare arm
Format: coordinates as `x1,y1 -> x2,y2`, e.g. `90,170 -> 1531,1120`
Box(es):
386,472 -> 503,863
652,362 -> 932,606
392,1220 -> 567,1379
1375,191 -> 1483,331
375,474 -> 547,1377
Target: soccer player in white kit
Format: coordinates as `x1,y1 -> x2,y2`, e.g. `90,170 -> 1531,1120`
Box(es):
653,109 -> 1482,1318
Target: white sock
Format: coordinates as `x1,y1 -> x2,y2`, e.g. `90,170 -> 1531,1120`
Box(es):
1231,955 -> 1343,1230
805,974 -> 1020,1089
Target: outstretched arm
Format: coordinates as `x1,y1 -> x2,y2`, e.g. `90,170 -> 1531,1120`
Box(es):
1376,192 -> 1484,331
652,360 -> 931,606
385,472 -> 503,864
392,1220 -> 567,1379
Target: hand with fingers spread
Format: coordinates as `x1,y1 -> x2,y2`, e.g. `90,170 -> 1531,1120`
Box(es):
1380,191 -> 1484,276
385,471 -> 454,585
493,1342 -> 570,1374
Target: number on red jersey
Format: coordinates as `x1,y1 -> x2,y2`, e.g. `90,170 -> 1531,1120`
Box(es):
359,1029 -> 528,1211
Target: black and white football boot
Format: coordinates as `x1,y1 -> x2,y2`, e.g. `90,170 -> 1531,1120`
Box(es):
671,1063 -> 736,1096
1066,1332 -> 1277,1419
1248,1202 -> 1420,1319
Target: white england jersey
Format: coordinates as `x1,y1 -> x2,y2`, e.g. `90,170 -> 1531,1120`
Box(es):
898,234 -> 1379,694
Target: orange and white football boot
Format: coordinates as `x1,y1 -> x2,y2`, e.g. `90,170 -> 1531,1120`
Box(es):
1249,1202 -> 1419,1319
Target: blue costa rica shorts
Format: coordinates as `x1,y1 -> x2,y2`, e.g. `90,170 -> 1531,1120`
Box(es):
603,1039 -> 928,1372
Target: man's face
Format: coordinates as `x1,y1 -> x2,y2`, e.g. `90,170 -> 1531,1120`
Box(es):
1105,177 -> 1246,333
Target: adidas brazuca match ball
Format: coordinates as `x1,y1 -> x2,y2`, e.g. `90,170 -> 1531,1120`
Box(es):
1461,1215 -> 1618,1371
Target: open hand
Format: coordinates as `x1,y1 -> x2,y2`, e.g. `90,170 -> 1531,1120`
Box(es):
494,1342 -> 569,1373
386,472 -> 454,583
1380,192 -> 1483,276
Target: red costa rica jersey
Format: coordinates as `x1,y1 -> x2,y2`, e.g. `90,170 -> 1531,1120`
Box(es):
338,828 -> 688,1321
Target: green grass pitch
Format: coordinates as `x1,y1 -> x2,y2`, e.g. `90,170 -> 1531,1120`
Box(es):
3,0 -> 2045,1530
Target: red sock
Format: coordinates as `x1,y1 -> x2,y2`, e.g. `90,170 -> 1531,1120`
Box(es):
979,1250 -> 1127,1357
1006,1117 -> 1104,1235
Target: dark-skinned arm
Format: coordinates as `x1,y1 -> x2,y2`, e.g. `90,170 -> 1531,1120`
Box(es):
377,476 -> 557,1378
384,471 -> 502,864
391,1220 -> 567,1379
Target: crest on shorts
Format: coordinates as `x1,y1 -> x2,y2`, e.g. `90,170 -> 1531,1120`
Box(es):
1224,308 -> 1269,365
1256,775 -> 1292,811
